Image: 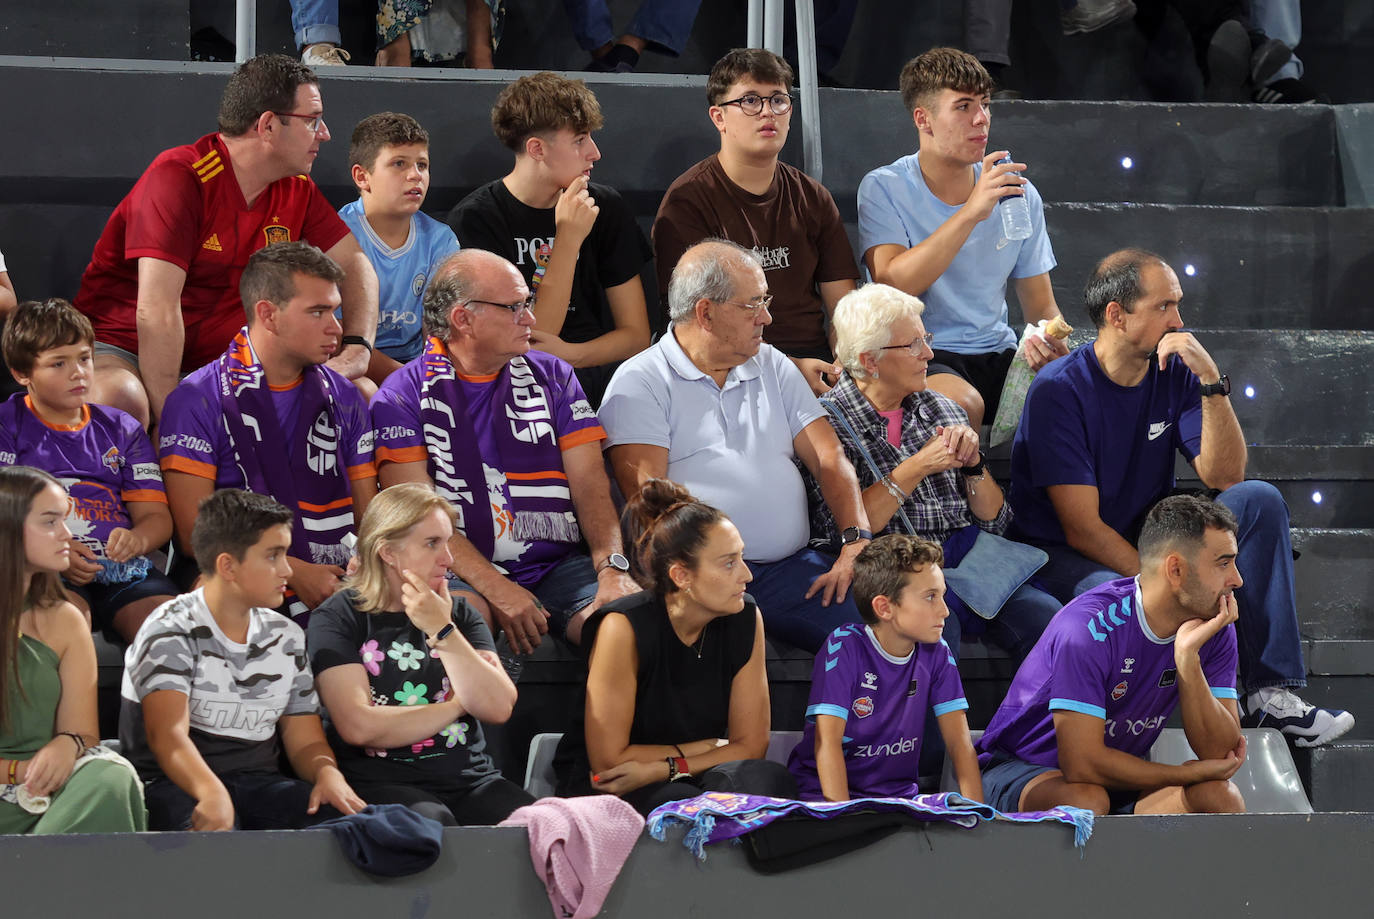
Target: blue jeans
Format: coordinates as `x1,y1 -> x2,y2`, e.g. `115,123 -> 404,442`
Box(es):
746,549 -> 862,654
561,0 -> 702,56
942,581 -> 1062,665
290,0 -> 341,48
145,771 -> 343,831
1251,0 -> 1303,81
448,552 -> 598,639
1033,480 -> 1306,694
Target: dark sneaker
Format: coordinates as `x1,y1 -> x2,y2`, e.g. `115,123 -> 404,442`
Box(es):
1205,19 -> 1251,102
1061,0 -> 1136,35
1254,77 -> 1329,104
1243,688 -> 1355,747
1248,37 -> 1294,86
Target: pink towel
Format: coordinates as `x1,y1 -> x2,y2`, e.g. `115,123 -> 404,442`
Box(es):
499,796 -> 644,919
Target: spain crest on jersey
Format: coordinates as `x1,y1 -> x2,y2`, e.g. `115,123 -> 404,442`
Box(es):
263,225 -> 292,245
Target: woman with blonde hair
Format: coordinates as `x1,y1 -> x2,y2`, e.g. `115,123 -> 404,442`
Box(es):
307,482 -> 532,825
1,466 -> 145,833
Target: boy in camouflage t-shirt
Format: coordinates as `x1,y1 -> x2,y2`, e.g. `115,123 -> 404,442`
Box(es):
119,489 -> 365,830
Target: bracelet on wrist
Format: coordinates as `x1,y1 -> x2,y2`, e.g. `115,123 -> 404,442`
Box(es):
881,475 -> 909,500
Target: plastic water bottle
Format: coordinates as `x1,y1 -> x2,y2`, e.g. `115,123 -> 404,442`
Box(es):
997,153 -> 1033,242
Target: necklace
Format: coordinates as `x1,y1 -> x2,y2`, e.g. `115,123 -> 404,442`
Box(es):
694,620 -> 709,659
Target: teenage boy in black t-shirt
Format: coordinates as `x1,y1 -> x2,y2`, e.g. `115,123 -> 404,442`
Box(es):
447,71 -> 652,406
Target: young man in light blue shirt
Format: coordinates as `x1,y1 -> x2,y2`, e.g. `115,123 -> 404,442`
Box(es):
858,47 -> 1067,429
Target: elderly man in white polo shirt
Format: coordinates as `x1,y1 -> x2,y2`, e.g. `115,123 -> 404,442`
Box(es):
599,238 -> 873,652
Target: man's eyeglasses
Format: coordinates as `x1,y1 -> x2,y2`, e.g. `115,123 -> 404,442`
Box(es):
716,92 -> 793,116
880,332 -> 935,356
274,111 -> 326,134
463,295 -> 537,318
717,294 -> 774,317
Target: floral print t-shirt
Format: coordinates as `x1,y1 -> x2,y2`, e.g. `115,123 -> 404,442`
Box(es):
307,589 -> 501,791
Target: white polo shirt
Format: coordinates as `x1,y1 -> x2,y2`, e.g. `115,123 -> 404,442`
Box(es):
599,326 -> 826,563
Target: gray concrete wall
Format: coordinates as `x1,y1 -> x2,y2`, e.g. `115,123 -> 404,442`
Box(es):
3,814 -> 1372,918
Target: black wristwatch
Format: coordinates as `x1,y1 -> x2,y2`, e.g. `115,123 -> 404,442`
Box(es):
426,622 -> 456,648
340,334 -> 374,354
840,526 -> 873,547
596,552 -> 631,574
1199,374 -> 1231,397
959,451 -> 988,478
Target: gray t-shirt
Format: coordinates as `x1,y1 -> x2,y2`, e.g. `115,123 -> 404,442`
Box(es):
119,588 -> 320,781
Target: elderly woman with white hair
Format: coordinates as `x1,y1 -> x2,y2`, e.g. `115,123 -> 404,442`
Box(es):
805,283 -> 1059,663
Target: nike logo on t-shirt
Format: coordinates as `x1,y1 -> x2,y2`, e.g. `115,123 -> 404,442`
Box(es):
1147,421 -> 1171,441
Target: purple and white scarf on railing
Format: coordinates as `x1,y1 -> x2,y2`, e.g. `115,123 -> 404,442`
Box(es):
646,791 -> 1094,859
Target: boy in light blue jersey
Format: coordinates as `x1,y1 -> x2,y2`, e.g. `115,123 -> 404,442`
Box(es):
341,112 -> 460,383
788,535 -> 981,802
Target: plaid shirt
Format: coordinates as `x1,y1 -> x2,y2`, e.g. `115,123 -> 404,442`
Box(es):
806,371 -> 1012,544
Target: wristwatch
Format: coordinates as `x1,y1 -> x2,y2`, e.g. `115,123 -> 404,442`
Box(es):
426,622 -> 456,648
340,334 -> 374,354
840,526 -> 873,547
596,552 -> 631,574
959,451 -> 989,478
1199,374 -> 1231,397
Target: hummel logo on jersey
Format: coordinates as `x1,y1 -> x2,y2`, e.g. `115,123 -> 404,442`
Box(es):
861,672 -> 878,691
1121,658 -> 1135,674
1147,421 -> 1172,441
202,234 -> 223,251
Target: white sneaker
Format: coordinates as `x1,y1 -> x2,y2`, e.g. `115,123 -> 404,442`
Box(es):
1242,688 -> 1355,748
302,43 -> 350,66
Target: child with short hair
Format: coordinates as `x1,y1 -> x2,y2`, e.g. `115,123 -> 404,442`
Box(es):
0,298 -> 177,642
119,488 -> 365,830
341,111 -> 461,382
788,534 -> 982,802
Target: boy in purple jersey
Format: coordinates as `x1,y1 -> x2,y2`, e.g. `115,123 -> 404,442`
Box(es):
978,495 -> 1247,816
1,299 -> 177,642
159,243 -> 377,622
789,535 -> 981,802
371,249 -> 639,657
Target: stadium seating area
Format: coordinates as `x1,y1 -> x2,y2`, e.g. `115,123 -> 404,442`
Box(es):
1,1 -> 1372,912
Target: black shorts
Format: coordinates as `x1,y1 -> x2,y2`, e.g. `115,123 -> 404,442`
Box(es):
928,347 -> 1017,420
67,567 -> 180,637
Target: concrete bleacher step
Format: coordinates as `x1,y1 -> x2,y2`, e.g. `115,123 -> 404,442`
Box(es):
1039,205 -> 1374,331
1294,740 -> 1374,811
826,98 -> 1343,210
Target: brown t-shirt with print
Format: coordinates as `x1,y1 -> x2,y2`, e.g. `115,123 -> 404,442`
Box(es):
653,155 -> 859,357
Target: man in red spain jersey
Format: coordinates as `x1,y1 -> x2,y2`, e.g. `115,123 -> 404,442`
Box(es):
75,53 -> 379,431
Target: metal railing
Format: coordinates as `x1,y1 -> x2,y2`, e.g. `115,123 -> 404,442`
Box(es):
747,0 -> 823,181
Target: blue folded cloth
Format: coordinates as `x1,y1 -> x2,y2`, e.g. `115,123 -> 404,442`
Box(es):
315,803 -> 444,877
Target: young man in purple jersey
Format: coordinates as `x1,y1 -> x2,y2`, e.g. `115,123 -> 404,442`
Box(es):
158,243 -> 377,622
789,534 -> 981,802
978,495 -> 1248,816
1,299 -> 178,642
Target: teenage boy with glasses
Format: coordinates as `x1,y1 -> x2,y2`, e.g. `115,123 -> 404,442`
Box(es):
653,48 -> 859,397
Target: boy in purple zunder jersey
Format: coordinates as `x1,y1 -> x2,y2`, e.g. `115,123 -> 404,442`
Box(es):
1,298 -> 178,642
978,494 -> 1247,815
788,535 -> 982,802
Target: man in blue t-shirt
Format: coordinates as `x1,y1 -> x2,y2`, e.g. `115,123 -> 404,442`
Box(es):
1009,247 -> 1352,748
858,47 -> 1068,429
979,495 -> 1246,815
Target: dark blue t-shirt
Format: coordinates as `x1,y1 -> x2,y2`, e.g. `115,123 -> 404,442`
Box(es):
1008,344 -> 1203,545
